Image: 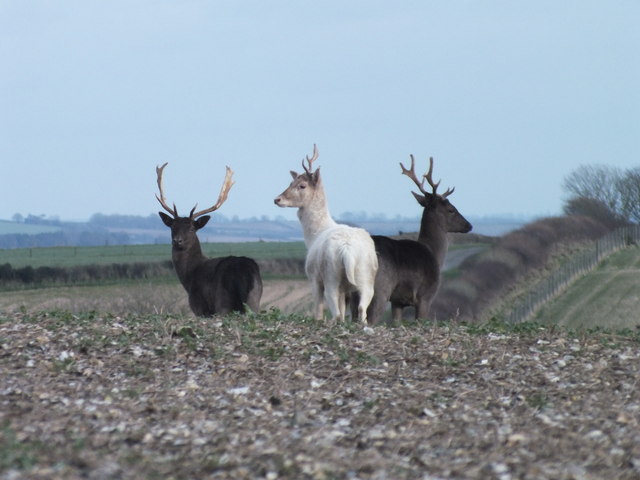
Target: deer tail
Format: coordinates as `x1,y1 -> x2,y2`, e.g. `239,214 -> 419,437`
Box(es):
341,245 -> 359,287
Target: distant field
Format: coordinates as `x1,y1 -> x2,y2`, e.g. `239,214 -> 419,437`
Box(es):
0,241 -> 307,268
0,220 -> 61,235
0,240 -> 481,269
534,246 -> 640,330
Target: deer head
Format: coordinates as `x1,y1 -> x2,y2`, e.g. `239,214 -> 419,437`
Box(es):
156,162 -> 235,250
400,155 -> 472,234
274,144 -> 321,208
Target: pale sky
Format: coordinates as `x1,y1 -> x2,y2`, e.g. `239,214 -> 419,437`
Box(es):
1,1 -> 638,223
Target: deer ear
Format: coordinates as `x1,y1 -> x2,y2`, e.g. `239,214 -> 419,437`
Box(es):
311,167 -> 321,184
159,212 -> 174,227
289,170 -> 299,180
194,215 -> 211,230
412,191 -> 429,207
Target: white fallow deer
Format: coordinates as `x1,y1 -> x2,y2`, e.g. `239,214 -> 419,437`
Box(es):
274,145 -> 378,325
156,163 -> 263,317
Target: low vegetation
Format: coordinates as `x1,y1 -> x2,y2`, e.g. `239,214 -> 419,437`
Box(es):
534,246 -> 640,329
432,215 -> 610,322
1,310 -> 639,479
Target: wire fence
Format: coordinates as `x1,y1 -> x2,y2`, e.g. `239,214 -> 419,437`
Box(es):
505,225 -> 640,324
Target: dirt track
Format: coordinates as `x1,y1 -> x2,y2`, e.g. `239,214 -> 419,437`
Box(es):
260,279 -> 312,314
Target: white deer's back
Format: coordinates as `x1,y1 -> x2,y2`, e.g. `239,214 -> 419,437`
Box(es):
306,224 -> 378,286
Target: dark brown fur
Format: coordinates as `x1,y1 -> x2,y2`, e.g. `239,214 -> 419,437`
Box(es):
159,213 -> 262,316
352,157 -> 472,323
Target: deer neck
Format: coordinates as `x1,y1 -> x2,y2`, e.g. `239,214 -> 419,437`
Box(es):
297,188 -> 337,247
171,240 -> 205,288
418,212 -> 449,268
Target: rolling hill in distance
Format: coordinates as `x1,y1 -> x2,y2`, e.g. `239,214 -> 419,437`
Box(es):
0,213 -> 530,248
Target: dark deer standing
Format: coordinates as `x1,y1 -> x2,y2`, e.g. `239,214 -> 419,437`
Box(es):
156,163 -> 262,316
352,155 -> 472,323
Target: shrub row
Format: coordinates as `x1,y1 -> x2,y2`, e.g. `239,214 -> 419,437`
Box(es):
432,215 -> 610,322
0,261 -> 174,288
0,257 -> 306,289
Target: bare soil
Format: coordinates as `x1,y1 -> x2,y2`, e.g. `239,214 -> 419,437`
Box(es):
1,310 -> 639,479
0,279 -> 312,317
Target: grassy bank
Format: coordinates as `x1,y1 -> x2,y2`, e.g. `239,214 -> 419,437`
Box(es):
534,246 -> 640,330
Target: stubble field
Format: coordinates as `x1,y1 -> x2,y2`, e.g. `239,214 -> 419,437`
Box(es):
1,306 -> 639,479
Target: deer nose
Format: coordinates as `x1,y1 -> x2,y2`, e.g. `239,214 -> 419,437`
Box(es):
274,197 -> 281,205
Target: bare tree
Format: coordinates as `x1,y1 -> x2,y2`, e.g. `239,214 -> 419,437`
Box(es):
618,166 -> 640,224
563,165 -> 623,213
562,164 -> 640,225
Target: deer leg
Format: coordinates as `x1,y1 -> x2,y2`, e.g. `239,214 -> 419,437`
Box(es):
245,280 -> 263,313
323,282 -> 343,322
310,279 -> 325,320
365,294 -> 387,325
348,292 -> 360,321
415,299 -> 433,321
356,285 -> 374,326
391,303 -> 404,323
338,290 -> 347,323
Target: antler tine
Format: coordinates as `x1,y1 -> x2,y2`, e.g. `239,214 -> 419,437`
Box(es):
399,154 -> 429,195
442,186 -> 455,198
301,143 -> 319,175
155,162 -> 178,217
423,157 -> 442,195
190,166 -> 235,218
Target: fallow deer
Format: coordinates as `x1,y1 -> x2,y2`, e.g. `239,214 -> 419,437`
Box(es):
274,145 -> 378,325
156,163 -> 262,316
352,155 -> 472,323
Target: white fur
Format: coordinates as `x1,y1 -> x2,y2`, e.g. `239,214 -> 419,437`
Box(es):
305,225 -> 378,323
274,165 -> 378,324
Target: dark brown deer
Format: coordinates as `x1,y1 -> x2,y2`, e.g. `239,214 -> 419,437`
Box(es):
352,155 -> 472,323
156,163 -> 262,316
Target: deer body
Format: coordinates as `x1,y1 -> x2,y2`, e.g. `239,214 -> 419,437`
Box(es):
354,156 -> 472,323
274,145 -> 378,324
366,235 -> 440,322
156,164 -> 262,317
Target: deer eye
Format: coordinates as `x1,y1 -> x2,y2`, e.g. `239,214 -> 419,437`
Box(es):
299,183 -> 306,190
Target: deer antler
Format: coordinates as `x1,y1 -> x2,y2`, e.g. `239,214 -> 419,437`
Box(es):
441,186 -> 455,198
400,155 -> 455,198
156,162 -> 178,217
424,157 -> 456,197
423,157 -> 441,195
301,144 -> 319,175
190,166 -> 235,218
400,154 -> 429,196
